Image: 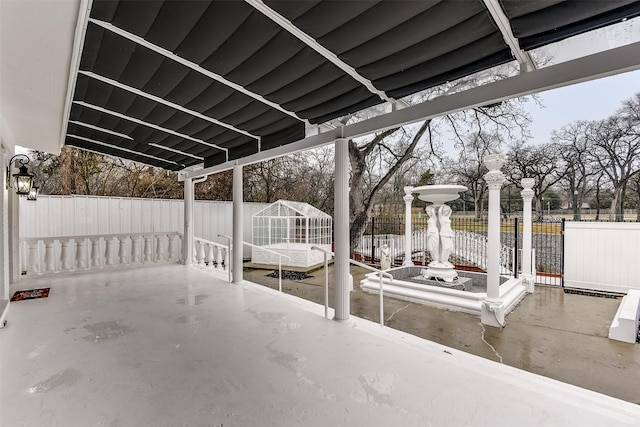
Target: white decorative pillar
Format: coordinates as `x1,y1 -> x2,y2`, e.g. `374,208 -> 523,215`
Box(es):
334,138 -> 351,321
403,187 -> 414,266
232,165 -> 243,283
520,178 -> 535,293
183,178 -> 194,266
482,154 -> 506,327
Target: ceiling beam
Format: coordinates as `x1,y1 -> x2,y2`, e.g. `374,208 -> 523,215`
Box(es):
482,0 -> 536,73
73,100 -> 228,155
181,40 -> 640,180
67,134 -> 185,167
149,143 -> 204,161
89,18 -> 306,124
59,0 -> 93,153
69,120 -> 133,140
79,71 -> 259,140
246,0 -> 394,105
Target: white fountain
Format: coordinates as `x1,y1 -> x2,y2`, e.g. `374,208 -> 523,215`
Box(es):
413,185 -> 467,283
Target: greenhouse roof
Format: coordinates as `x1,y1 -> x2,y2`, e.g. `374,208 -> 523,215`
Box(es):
253,200 -> 332,219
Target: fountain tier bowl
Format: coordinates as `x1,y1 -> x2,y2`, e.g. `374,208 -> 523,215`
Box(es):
412,184 -> 468,204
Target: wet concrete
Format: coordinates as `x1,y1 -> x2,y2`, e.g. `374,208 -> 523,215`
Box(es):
2,265 -> 639,426
244,265 -> 640,404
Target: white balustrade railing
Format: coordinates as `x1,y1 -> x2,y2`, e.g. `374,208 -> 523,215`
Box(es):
20,232 -> 183,275
193,237 -> 229,273
311,246 -> 392,325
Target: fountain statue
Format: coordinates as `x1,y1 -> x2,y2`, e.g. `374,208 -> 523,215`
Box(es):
413,185 -> 467,283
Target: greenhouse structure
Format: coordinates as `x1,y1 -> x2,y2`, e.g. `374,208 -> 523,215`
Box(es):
252,200 -> 332,268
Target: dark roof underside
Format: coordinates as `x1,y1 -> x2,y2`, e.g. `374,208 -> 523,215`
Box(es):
64,0 -> 640,171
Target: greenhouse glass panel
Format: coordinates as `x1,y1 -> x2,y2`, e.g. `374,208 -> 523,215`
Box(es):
251,200 -> 333,268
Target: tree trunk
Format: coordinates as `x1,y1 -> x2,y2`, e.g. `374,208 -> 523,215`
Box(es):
348,120 -> 430,248
609,185 -> 624,222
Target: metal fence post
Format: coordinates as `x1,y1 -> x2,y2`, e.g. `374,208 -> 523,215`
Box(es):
561,218 -> 565,288
514,217 -> 519,278
371,217 -> 375,264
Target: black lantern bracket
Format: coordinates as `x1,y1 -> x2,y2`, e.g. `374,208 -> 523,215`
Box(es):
6,154 -> 34,195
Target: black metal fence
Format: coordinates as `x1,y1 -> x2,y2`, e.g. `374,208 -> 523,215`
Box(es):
351,216 -> 563,286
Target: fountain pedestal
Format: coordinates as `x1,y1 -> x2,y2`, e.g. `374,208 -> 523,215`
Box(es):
412,185 -> 467,283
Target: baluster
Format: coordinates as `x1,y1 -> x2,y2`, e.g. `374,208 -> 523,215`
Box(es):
223,247 -> 230,270
75,238 -> 87,269
27,240 -> 40,274
176,235 -> 183,261
105,236 -> 114,266
195,241 -> 205,265
215,246 -> 223,270
156,234 -> 165,263
167,234 -> 176,261
131,236 -> 140,264
118,236 -> 128,265
90,237 -> 101,268
206,244 -> 215,267
60,238 -> 71,270
43,239 -> 55,272
143,235 -> 152,263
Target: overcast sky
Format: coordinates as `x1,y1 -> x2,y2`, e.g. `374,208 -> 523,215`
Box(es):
525,69 -> 640,144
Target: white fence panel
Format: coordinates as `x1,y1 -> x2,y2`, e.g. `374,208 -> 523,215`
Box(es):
20,196 -> 268,258
565,222 -> 640,293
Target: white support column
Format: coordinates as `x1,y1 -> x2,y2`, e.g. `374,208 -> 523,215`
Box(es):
482,154 -> 506,327
403,187 -> 414,266
1,149 -> 10,321
334,138 -> 350,321
521,178 -> 535,293
232,165 -> 243,283
183,178 -> 194,265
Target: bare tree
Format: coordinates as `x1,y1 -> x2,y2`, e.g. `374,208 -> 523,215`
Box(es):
448,132 -> 502,220
504,141 -> 564,219
552,121 -> 597,219
588,94 -> 640,221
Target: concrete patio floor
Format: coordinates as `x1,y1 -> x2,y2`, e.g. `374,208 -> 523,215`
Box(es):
245,265 -> 640,405
1,265 -> 639,426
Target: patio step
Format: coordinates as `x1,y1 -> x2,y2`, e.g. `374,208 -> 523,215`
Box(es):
608,289 -> 640,343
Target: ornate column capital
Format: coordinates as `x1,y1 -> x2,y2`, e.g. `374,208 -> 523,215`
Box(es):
484,170 -> 505,190
484,153 -> 506,172
403,194 -> 414,203
403,186 -> 414,196
521,177 -> 535,201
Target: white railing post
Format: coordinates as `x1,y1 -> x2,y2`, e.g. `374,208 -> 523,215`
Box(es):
131,236 -> 140,264
156,234 -> 165,263
60,238 -> 71,270
43,239 -> 55,272
118,236 -> 128,265
379,272 -> 384,326
196,241 -> 205,265
105,236 -> 114,266
143,235 -> 152,263
26,240 -> 40,274
75,238 -> 87,269
324,252 -> 329,319
206,243 -> 215,268
215,246 -> 223,270
90,237 -> 101,268
278,257 -> 283,292
167,234 -> 176,261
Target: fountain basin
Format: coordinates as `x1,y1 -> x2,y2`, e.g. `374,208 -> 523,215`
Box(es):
360,266 -> 527,317
412,184 -> 468,204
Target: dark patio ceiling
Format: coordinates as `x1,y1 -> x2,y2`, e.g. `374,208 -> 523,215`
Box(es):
64,0 -> 640,171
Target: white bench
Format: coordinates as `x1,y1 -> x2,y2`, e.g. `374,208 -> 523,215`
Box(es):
609,289 -> 640,343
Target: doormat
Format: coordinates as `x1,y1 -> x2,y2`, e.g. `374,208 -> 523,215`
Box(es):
10,288 -> 50,302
